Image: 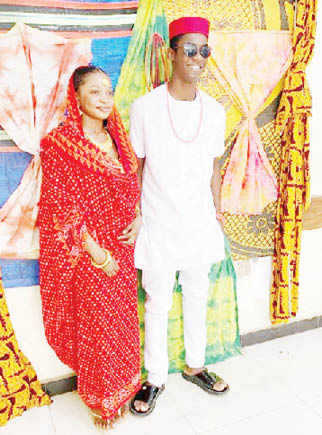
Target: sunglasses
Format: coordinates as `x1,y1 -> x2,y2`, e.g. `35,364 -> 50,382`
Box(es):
174,42 -> 212,59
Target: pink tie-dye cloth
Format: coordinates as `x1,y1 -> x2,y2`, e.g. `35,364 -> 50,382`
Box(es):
0,23 -> 92,258
208,31 -> 292,215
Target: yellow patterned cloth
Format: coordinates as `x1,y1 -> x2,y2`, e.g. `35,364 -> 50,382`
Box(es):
162,0 -> 295,259
270,0 -> 318,323
0,271 -> 51,427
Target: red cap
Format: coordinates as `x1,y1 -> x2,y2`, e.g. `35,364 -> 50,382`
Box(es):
169,17 -> 210,40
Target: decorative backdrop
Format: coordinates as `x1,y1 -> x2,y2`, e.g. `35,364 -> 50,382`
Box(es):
0,0 -> 137,287
163,0 -> 296,260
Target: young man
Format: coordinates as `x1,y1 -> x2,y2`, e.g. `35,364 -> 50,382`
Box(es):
129,17 -> 229,416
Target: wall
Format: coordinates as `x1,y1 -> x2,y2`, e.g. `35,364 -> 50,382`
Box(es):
4,8 -> 322,383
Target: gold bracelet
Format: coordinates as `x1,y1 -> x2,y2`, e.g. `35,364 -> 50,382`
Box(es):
91,248 -> 112,269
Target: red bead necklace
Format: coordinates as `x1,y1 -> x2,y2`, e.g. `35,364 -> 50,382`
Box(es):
166,83 -> 203,143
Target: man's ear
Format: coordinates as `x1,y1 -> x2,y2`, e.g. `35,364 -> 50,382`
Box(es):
167,47 -> 176,62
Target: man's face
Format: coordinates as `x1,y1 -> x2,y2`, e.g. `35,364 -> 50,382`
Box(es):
168,33 -> 209,85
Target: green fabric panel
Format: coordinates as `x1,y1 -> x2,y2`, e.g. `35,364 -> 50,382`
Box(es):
138,244 -> 241,379
114,0 -> 169,131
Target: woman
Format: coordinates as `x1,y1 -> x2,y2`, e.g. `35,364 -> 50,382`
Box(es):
38,66 -> 141,429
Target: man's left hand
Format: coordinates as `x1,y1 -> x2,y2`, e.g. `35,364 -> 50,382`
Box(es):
118,213 -> 142,245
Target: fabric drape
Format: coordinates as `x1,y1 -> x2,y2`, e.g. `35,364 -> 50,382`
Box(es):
270,0 -> 318,323
208,31 -> 292,215
114,0 -> 169,130
0,269 -> 51,427
38,74 -> 141,420
0,22 -> 92,259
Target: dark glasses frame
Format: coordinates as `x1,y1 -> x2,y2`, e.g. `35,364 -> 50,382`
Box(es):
173,42 -> 212,59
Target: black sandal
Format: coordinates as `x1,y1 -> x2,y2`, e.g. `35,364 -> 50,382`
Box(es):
182,368 -> 229,394
130,382 -> 165,416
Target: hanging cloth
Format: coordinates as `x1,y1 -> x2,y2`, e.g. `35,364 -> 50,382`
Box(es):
270,0 -> 318,323
208,30 -> 292,215
0,268 -> 51,427
114,0 -> 169,130
0,23 -> 92,259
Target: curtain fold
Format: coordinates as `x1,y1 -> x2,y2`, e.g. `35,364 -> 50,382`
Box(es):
208,31 -> 292,215
270,0 -> 318,323
0,23 -> 92,259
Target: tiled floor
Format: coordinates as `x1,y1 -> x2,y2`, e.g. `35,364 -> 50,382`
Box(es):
3,328 -> 322,434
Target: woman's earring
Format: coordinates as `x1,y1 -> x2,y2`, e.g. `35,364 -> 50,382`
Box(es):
76,100 -> 82,114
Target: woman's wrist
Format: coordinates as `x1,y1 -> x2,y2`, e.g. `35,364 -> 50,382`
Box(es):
91,248 -> 112,269
82,232 -> 108,264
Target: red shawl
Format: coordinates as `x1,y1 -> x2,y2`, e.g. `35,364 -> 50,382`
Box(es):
38,74 -> 141,419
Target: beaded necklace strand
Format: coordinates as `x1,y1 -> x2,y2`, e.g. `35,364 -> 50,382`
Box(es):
166,83 -> 203,143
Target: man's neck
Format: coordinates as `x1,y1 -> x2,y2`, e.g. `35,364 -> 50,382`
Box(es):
167,77 -> 197,101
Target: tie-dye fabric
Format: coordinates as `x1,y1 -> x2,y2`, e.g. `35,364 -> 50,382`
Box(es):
208,31 -> 292,215
0,22 -> 92,259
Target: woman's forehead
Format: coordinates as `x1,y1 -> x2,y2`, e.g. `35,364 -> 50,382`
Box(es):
82,71 -> 111,88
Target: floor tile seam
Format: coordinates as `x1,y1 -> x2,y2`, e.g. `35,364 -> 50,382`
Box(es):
300,396 -> 322,419
194,399 -> 306,435
48,401 -> 59,433
163,386 -> 200,433
275,373 -> 322,403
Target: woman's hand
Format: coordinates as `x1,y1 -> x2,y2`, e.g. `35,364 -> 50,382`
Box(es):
101,255 -> 119,277
118,212 -> 142,245
91,248 -> 119,277
83,231 -> 119,277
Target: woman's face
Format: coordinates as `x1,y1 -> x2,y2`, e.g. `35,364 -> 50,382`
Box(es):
76,71 -> 114,120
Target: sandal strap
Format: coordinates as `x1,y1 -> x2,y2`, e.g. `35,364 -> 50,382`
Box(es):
194,368 -> 219,387
133,382 -> 164,406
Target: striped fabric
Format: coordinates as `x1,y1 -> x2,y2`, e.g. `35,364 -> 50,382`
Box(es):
0,1 -> 138,37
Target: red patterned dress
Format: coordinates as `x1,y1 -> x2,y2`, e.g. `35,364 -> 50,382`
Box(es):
38,76 -> 141,420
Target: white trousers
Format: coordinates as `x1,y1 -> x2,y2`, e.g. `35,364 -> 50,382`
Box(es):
142,264 -> 211,387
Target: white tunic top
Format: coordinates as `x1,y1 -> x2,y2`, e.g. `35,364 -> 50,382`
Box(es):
130,84 -> 226,270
